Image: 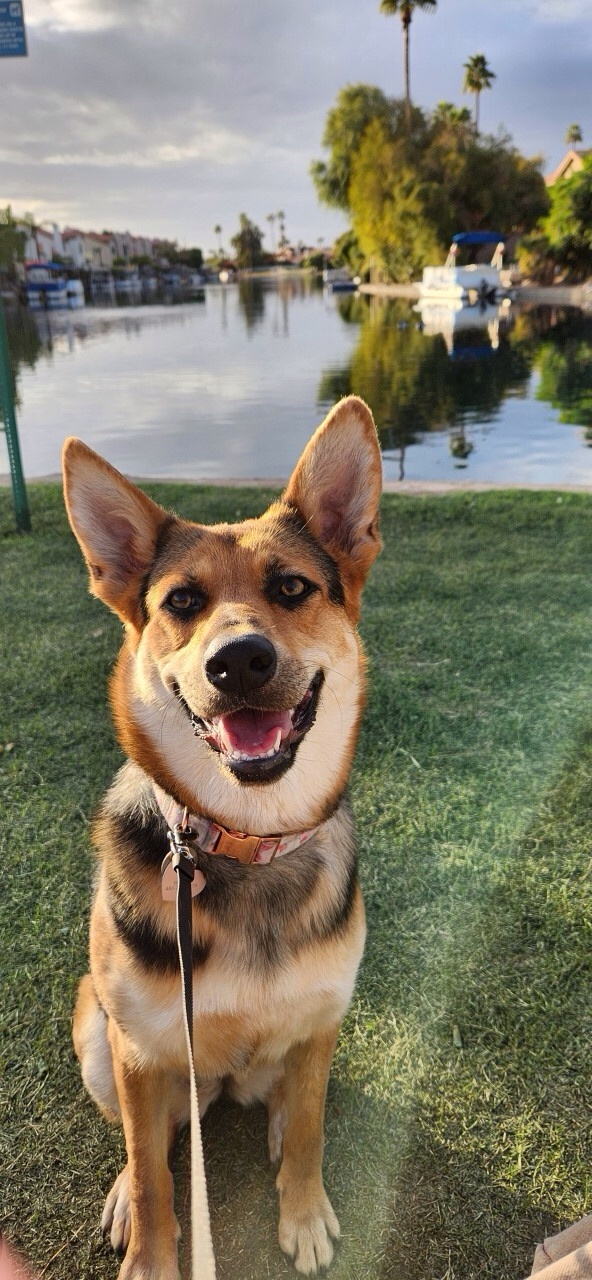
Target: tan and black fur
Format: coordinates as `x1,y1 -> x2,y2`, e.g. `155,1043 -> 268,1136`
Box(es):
63,396 -> 382,1279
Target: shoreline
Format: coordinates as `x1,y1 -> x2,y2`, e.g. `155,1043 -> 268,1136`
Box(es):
359,281 -> 592,306
4,473 -> 592,496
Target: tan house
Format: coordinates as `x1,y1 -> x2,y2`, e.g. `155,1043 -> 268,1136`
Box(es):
82,232 -> 114,269
545,148 -> 592,186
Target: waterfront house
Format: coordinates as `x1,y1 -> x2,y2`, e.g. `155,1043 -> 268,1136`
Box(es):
62,229 -> 86,268
545,148 -> 592,186
82,232 -> 114,269
109,230 -> 154,262
19,222 -> 65,262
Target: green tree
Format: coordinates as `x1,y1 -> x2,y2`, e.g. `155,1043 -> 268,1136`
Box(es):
463,53 -> 496,132
565,123 -> 583,147
379,0 -> 438,135
230,213 -> 265,269
213,225 -> 223,255
311,84 -> 404,211
349,118 -> 443,281
539,156 -> 592,279
432,101 -> 473,131
0,206 -> 26,271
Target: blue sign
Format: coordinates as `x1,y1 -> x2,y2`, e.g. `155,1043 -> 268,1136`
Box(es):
0,1 -> 28,57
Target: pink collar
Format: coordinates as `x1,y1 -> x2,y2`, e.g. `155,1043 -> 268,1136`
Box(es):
153,784 -> 319,866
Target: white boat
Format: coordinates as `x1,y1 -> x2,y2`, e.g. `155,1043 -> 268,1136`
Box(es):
26,262 -> 68,310
66,279 -> 85,310
322,267 -> 359,293
419,232 -> 508,304
114,270 -> 142,302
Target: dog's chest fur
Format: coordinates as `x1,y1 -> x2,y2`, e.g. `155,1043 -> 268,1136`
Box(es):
89,765 -> 366,1076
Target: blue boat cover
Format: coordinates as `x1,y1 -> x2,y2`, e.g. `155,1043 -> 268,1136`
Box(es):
451,232 -> 504,246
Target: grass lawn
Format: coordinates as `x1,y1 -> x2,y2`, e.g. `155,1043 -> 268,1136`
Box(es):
2,482 -> 592,1280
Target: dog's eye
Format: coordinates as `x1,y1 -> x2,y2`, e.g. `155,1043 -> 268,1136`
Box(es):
279,577 -> 308,597
165,588 -> 204,615
273,576 -> 316,607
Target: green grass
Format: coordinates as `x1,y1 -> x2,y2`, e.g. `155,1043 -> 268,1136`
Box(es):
2,483 -> 592,1280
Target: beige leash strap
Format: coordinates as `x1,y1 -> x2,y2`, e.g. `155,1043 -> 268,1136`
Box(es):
169,821 -> 217,1280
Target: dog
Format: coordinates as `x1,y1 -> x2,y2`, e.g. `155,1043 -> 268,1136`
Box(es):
62,395 -> 382,1279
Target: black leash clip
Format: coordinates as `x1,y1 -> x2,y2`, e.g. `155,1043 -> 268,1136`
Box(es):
161,824 -> 205,901
169,823 -> 197,881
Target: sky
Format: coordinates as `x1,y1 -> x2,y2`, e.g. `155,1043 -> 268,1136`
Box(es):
0,0 -> 590,255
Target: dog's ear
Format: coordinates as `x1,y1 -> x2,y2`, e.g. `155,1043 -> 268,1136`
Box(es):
62,438 -> 169,631
283,396 -> 382,603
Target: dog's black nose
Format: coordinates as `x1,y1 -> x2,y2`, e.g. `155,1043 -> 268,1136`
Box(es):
204,634 -> 277,696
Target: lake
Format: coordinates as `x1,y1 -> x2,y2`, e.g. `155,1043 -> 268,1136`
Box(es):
2,278 -> 592,485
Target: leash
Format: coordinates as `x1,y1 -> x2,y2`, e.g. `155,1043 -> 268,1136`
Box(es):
159,790 -> 320,1278
167,817 -> 217,1280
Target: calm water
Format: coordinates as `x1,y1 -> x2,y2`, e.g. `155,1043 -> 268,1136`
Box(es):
2,278 -> 592,484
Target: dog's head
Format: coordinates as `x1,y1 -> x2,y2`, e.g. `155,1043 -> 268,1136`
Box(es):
62,397 -> 382,832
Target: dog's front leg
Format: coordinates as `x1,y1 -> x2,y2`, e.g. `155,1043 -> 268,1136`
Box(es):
276,1024 -> 341,1276
109,1024 -> 180,1280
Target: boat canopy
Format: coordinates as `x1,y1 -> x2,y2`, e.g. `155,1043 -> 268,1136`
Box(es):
25,260 -> 65,270
451,232 -> 504,246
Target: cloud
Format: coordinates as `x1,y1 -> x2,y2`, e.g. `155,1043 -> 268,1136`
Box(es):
1,0 -> 590,248
530,0 -> 592,20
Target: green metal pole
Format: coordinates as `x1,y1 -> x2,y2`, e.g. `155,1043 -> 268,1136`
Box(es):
0,293 -> 31,532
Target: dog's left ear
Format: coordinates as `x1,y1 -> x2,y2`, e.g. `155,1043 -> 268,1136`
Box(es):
283,396 -> 382,601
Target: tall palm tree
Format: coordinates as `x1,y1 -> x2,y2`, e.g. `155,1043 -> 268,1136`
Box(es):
463,53 -> 496,133
379,0 -> 438,135
213,224 -> 223,255
277,210 -> 287,249
266,213 -> 276,253
565,122 -> 583,147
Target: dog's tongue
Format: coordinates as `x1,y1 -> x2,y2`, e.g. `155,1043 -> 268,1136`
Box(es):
216,709 -> 293,756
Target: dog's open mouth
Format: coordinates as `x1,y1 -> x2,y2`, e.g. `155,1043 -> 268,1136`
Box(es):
174,672 -> 323,781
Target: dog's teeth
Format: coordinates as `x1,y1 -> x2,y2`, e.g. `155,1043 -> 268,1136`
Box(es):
272,729 -> 282,753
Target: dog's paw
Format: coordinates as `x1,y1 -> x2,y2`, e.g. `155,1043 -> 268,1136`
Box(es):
102,1165 -> 181,1272
278,1188 -> 340,1275
117,1250 -> 180,1280
102,1165 -> 131,1255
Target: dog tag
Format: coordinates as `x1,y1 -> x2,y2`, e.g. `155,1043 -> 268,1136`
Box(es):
161,852 -> 206,901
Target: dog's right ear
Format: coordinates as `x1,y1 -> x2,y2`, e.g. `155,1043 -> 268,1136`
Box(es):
62,438 -> 169,631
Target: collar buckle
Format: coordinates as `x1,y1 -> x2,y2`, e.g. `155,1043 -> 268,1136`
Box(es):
210,823 -> 263,864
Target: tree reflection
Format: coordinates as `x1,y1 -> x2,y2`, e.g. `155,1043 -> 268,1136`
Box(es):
2,306 -> 42,411
534,310 -> 592,442
237,279 -> 266,334
319,296 -> 533,473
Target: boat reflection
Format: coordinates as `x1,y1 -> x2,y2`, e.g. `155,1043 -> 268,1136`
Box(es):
414,297 -> 513,358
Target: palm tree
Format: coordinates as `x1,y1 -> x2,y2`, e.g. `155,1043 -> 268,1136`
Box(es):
379,0 -> 438,135
277,210 -> 287,249
267,213 -> 276,254
565,123 -> 583,147
213,224 -> 223,255
463,53 -> 496,133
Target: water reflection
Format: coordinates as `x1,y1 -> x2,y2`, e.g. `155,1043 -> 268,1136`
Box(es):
319,296 -> 592,478
533,309 -> 592,442
2,285 -> 592,484
2,307 -> 42,406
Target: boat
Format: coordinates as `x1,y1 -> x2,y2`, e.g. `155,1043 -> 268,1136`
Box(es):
322,267 -> 359,293
66,279 -> 85,310
89,268 -> 116,304
25,262 -> 68,310
114,269 -> 142,303
419,232 -> 509,304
